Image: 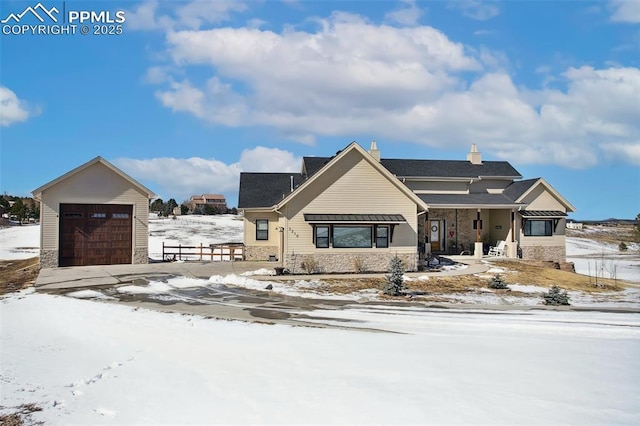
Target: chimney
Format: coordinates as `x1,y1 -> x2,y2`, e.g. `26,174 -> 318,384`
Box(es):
369,140 -> 381,162
290,175 -> 294,192
467,144 -> 482,165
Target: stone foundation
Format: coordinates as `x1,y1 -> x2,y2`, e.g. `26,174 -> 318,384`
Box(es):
40,250 -> 58,268
285,252 -> 418,274
245,245 -> 279,261
520,245 -> 566,262
134,247 -> 149,264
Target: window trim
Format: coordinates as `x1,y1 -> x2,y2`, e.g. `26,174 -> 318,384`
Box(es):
256,219 -> 269,241
315,225 -> 330,248
524,219 -> 553,237
375,225 -> 389,248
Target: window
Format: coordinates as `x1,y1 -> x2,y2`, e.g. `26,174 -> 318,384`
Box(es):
376,226 -> 389,248
315,226 -> 330,248
332,226 -> 372,248
256,219 -> 269,240
64,212 -> 82,218
524,220 -> 553,236
112,213 -> 129,219
90,212 -> 106,219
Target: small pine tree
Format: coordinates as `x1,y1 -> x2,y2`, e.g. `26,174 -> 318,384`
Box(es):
488,274 -> 509,290
542,285 -> 570,306
619,241 -> 628,252
383,255 -> 406,296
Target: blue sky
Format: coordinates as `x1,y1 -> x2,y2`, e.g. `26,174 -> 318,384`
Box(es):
1,0 -> 638,220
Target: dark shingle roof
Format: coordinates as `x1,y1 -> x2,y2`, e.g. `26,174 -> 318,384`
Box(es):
302,156 -> 521,179
381,159 -> 521,178
418,193 -> 524,207
503,178 -> 539,201
238,173 -> 305,208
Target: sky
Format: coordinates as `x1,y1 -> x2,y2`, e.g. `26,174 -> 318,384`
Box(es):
0,0 -> 639,220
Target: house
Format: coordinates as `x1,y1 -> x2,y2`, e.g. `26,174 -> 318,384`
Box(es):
187,194 -> 227,212
238,142 -> 575,273
32,156 -> 155,268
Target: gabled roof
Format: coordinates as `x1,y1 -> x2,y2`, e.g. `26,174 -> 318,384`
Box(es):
503,178 -> 539,201
277,142 -> 428,211
510,177 -> 576,212
302,156 -> 522,179
238,173 -> 305,208
32,156 -> 155,199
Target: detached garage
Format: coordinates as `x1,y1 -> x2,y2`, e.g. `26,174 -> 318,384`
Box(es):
32,157 -> 155,268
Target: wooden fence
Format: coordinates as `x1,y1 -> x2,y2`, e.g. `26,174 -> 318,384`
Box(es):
162,242 -> 245,262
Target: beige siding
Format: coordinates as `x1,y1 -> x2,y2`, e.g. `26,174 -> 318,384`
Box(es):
404,180 -> 469,193
283,149 -> 418,257
520,185 -> 567,211
243,211 -> 281,247
39,162 -> 150,252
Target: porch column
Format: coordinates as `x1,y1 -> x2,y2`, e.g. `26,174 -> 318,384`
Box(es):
474,209 -> 483,259
506,209 -> 518,258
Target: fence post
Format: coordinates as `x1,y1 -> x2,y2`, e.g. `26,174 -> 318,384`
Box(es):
162,241 -> 165,261
179,244 -> 182,261
200,243 -> 203,261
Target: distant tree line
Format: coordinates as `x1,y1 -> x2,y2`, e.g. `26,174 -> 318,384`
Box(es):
150,198 -> 238,216
0,194 -> 39,222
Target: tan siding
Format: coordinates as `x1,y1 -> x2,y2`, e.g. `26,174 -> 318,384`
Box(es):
39,162 -> 149,251
283,150 -> 418,256
243,211 -> 281,246
521,185 -> 567,211
405,180 -> 468,193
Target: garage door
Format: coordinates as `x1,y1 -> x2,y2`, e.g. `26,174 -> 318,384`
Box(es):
59,204 -> 133,266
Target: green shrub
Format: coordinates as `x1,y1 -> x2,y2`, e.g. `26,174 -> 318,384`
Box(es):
619,241 -> 628,252
542,285 -> 570,306
382,255 -> 406,296
488,274 -> 509,290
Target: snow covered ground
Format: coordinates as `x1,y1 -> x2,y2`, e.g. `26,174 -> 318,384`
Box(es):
1,217 -> 640,423
566,234 -> 640,284
2,289 -> 639,425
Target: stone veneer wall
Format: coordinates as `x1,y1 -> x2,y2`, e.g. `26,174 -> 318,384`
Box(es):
134,247 -> 149,264
40,250 -> 58,268
520,245 -> 566,262
245,245 -> 279,261
285,252 -> 417,274
428,209 -> 475,252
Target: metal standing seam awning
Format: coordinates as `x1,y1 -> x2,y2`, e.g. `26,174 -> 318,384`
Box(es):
303,214 -> 407,223
519,210 -> 567,218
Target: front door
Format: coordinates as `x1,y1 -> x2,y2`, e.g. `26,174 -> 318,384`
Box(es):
430,220 -> 441,252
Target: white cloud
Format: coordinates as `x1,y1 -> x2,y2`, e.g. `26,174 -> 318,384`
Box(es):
384,0 -> 424,26
113,147 -> 301,202
145,10 -> 639,168
449,0 -> 500,21
609,0 -> 640,23
126,0 -> 248,31
601,142 -> 640,164
0,86 -> 32,127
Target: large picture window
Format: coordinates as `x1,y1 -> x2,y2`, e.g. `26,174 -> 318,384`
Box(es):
524,220 -> 553,236
256,219 -> 269,240
315,226 -> 329,248
375,226 -> 389,248
332,226 -> 372,248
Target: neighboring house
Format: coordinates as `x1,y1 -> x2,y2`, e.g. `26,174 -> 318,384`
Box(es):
188,194 -> 227,212
238,142 -> 575,273
566,222 -> 584,230
32,156 -> 155,268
